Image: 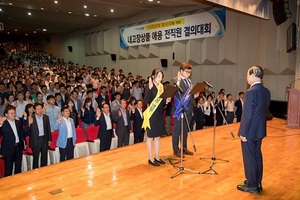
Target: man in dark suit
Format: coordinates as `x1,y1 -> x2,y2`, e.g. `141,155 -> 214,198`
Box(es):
215,91 -> 225,126
171,62 -> 199,157
130,100 -> 145,143
59,84 -> 70,103
94,103 -> 113,152
96,86 -> 110,107
28,103 -> 52,169
237,66 -> 270,194
194,97 -> 205,130
234,92 -> 245,122
0,105 -> 25,176
71,90 -> 82,115
113,99 -> 131,147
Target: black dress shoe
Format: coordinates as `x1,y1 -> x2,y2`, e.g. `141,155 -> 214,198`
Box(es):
237,184 -> 259,194
154,158 -> 165,165
244,180 -> 263,192
183,148 -> 193,155
173,151 -> 185,158
148,159 -> 160,166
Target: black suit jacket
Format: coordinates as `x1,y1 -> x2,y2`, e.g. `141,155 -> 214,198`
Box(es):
234,99 -> 243,116
238,83 -> 270,139
94,113 -> 113,139
130,108 -> 144,134
96,94 -> 110,107
0,119 -> 25,155
29,114 -> 52,148
193,105 -> 205,122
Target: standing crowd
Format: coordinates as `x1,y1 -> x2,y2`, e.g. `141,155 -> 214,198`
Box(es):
0,42 -> 247,177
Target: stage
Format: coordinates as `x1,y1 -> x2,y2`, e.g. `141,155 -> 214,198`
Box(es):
0,118 -> 299,199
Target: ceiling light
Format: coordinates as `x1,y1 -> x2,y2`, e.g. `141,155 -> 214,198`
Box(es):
110,9 -> 114,13
85,13 -> 89,16
28,12 -> 32,16
43,28 -> 47,32
15,29 -> 18,32
84,5 -> 87,9
9,2 -> 13,6
25,34 -> 28,36
68,11 -> 72,14
94,14 -> 97,17
0,8 -> 2,12
41,7 -> 44,10
157,0 -> 161,3
54,1 -> 58,4
34,31 -> 36,33
148,0 -> 154,2
7,32 -> 10,34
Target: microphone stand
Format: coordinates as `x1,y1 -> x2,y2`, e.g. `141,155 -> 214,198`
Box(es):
200,87 -> 229,175
171,85 -> 200,178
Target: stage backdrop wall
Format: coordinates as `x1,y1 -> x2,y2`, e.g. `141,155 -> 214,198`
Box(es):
39,1 -> 297,101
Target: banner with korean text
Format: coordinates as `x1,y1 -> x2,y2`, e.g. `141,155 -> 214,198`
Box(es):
119,9 -> 226,48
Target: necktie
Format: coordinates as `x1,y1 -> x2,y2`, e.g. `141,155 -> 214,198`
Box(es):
183,79 -> 189,87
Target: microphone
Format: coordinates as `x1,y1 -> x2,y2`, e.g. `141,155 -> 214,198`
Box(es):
203,80 -> 213,88
172,83 -> 183,93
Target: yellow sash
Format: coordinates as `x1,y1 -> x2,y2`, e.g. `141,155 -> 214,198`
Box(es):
142,83 -> 163,130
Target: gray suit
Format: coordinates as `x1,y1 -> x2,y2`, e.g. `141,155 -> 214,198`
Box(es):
112,109 -> 131,147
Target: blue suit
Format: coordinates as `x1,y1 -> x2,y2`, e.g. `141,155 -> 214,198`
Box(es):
171,77 -> 194,151
53,118 -> 76,161
238,83 -> 270,189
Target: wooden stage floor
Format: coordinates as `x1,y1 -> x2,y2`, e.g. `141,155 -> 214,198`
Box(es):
0,118 -> 299,199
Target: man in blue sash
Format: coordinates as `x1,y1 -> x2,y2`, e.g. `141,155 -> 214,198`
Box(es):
171,62 -> 199,157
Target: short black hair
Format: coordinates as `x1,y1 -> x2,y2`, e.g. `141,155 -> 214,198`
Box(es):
47,95 -> 55,101
4,105 -> 16,115
34,102 -> 44,109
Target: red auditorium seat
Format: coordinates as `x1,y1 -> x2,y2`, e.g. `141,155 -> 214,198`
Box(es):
86,125 -> 100,154
74,128 -> 90,158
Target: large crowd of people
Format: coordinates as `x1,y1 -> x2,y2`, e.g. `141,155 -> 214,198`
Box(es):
0,42 -> 246,176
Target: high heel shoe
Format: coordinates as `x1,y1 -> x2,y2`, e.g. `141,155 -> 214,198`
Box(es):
148,159 -> 160,166
154,158 -> 165,165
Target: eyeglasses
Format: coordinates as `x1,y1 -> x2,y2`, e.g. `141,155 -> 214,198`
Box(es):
184,70 -> 192,74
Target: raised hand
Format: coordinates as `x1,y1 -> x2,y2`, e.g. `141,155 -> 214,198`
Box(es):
43,103 -> 48,110
57,114 -> 62,122
23,111 -> 27,119
118,110 -> 121,117
0,116 -> 6,125
28,115 -> 33,126
13,101 -> 18,108
177,71 -> 182,83
96,107 -> 101,118
148,76 -> 153,89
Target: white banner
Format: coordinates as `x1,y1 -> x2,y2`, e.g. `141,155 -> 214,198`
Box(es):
120,9 -> 226,48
